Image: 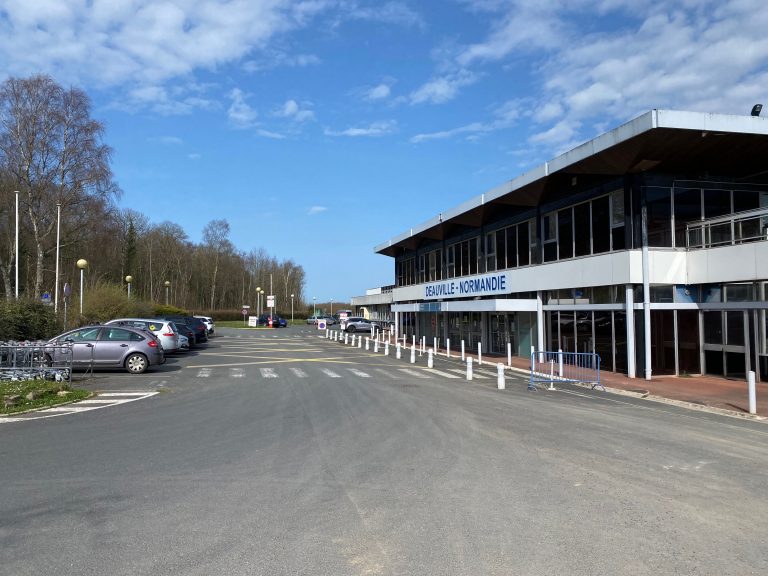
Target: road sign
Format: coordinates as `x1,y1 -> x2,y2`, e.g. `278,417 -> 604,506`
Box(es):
242,308 -> 249,316
267,295 -> 275,308
248,316 -> 257,327
317,319 -> 327,330
41,291 -> 52,305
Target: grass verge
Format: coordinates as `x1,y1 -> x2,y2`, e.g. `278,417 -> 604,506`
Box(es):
1,380 -> 90,415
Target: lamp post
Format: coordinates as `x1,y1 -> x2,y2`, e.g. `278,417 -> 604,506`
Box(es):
313,296 -> 316,317
331,298 -> 334,316
125,275 -> 133,299
164,280 -> 171,305
54,203 -> 61,312
76,259 -> 88,315
256,287 -> 261,316
291,293 -> 295,323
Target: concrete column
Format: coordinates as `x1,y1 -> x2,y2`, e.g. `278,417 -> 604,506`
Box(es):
626,284 -> 636,378
536,291 -> 545,354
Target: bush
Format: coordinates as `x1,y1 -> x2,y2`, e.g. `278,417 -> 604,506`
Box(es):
153,304 -> 188,317
0,299 -> 58,340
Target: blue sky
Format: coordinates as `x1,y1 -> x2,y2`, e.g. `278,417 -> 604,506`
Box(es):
1,0 -> 767,302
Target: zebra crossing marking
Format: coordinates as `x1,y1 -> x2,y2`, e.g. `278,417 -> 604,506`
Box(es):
348,368 -> 370,378
197,368 -> 212,378
320,368 -> 341,378
259,368 -> 278,378
230,368 -> 245,378
398,368 -> 432,379
289,367 -> 308,378
426,368 -> 461,379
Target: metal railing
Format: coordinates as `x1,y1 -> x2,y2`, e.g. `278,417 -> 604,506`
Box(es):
529,350 -> 602,390
686,207 -> 768,249
0,342 -> 73,383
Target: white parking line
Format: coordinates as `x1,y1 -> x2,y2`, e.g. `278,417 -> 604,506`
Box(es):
348,368 -> 370,378
398,368 -> 431,379
259,368 -> 278,378
289,368 -> 308,378
0,391 -> 159,423
426,368 -> 461,379
320,368 -> 341,378
197,368 -> 212,378
230,368 -> 245,378
372,368 -> 399,379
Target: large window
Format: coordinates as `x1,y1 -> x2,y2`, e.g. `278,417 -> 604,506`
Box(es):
396,257 -> 417,286
447,237 -> 480,279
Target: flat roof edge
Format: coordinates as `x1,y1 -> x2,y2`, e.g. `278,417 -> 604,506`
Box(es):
376,109 -> 768,254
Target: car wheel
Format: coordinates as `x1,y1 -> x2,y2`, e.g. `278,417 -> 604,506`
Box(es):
347,325 -> 356,333
125,353 -> 148,374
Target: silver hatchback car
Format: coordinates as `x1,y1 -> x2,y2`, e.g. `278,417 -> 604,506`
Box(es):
343,317 -> 382,333
105,318 -> 181,353
46,325 -> 165,374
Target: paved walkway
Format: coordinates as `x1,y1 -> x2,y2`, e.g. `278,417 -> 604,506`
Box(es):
498,352 -> 766,418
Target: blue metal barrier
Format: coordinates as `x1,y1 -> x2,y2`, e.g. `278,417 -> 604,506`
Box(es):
529,350 -> 602,391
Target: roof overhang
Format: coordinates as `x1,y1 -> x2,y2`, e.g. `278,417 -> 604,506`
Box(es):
375,109 -> 768,257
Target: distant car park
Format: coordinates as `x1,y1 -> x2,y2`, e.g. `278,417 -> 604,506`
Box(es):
258,314 -> 286,327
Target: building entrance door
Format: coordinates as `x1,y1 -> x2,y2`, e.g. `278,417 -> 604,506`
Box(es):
490,314 -> 515,354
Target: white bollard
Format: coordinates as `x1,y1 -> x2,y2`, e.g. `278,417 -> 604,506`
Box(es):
385,341 -> 389,356
410,345 -> 416,364
374,339 -> 379,353
446,338 -> 451,358
466,357 -> 473,380
497,363 -> 505,390
433,337 -> 437,355
748,371 -> 757,415
412,335 -> 416,350
358,336 -> 362,348
461,340 -> 465,361
345,333 -> 349,345
365,337 -> 370,350
428,349 -> 433,368
507,342 -> 512,367
351,334 -> 356,346
478,342 -> 482,366
396,343 -> 401,359
422,336 -> 426,354
558,349 -> 564,377
326,329 -> 329,339
548,360 -> 556,391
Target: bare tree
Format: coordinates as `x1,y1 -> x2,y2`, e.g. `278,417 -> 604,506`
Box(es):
0,75 -> 119,298
202,219 -> 232,311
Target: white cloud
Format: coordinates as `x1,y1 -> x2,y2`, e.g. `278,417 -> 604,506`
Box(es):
410,99 -> 522,143
256,129 -> 287,139
324,120 -> 397,137
188,153 -> 202,160
227,88 -> 258,128
308,206 -> 328,215
243,51 -> 321,73
365,83 -> 391,101
409,70 -> 478,105
274,99 -> 315,122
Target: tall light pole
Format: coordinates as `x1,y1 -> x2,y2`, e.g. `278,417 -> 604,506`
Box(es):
313,296 -> 316,317
331,298 -> 334,316
77,259 -> 88,315
14,190 -> 19,298
291,293 -> 295,323
125,275 -> 133,298
54,203 -> 61,312
164,280 -> 171,305
256,287 -> 261,316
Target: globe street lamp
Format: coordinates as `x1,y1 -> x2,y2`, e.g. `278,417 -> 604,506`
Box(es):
291,293 -> 295,323
164,280 -> 171,305
76,259 -> 88,315
125,275 -> 133,299
256,287 -> 262,316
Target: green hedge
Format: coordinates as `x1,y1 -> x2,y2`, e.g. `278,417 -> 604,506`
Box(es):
0,299 -> 58,341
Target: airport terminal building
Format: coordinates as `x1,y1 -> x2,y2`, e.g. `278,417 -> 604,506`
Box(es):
375,110 -> 768,381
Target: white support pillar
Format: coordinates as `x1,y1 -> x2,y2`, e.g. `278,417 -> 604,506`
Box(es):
477,342 -> 482,366
626,284 -> 636,378
536,291 -> 545,357
461,340 -> 465,361
641,202 -> 652,381
507,342 -> 512,367
466,357 -> 473,380
427,349 -> 433,368
396,342 -> 401,359
497,363 -> 505,390
446,338 -> 451,358
410,345 -> 416,364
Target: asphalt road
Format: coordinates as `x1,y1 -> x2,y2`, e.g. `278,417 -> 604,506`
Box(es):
1,326 -> 767,575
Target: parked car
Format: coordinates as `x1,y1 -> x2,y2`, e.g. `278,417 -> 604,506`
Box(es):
178,334 -> 190,352
322,315 -> 336,325
105,318 -> 181,354
45,325 -> 165,374
343,317 -> 382,333
194,315 -> 215,335
160,316 -> 208,343
258,313 -> 286,327
172,321 -> 197,347
306,315 -> 322,325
